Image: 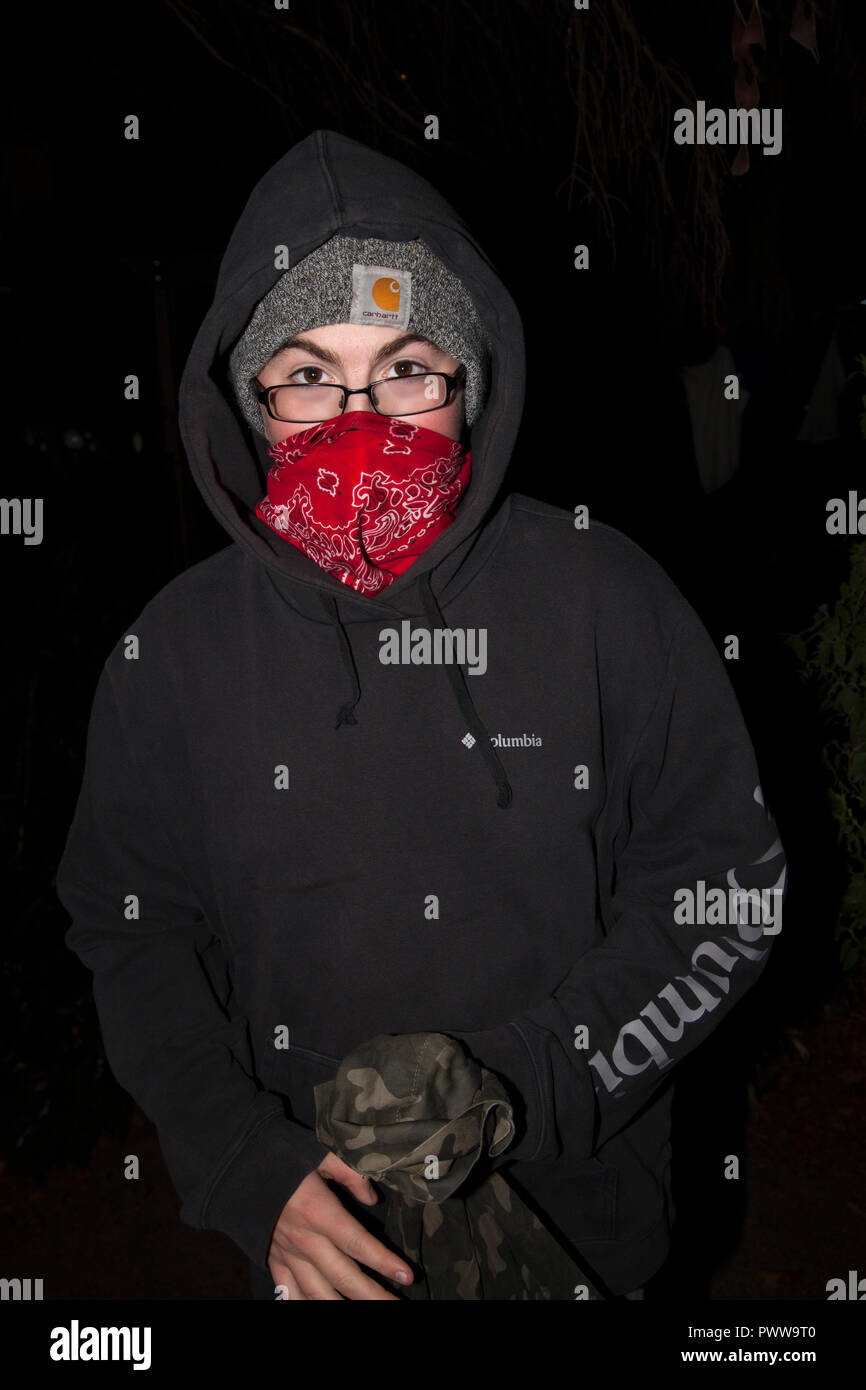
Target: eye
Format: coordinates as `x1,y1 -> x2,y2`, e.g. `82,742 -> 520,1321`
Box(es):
383,358 -> 429,378
287,364 -> 334,385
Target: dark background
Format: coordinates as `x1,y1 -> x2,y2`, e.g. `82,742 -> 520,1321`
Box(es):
1,0 -> 865,1300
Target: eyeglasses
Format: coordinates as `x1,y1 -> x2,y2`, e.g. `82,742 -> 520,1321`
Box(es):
253,363 -> 466,423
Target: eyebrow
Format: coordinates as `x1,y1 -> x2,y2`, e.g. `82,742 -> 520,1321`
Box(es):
270,332 -> 441,370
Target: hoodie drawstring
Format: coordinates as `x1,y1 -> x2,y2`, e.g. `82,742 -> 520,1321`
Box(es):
319,593 -> 361,727
318,579 -> 513,810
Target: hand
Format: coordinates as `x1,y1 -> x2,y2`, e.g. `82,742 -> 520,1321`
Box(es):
267,1151 -> 414,1300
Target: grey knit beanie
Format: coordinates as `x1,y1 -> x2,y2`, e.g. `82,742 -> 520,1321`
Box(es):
229,236 -> 491,437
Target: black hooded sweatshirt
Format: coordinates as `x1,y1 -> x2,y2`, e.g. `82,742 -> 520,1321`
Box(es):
56,129 -> 786,1297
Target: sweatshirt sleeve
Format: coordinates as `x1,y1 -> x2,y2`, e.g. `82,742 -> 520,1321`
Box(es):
55,661 -> 328,1270
452,597 -> 787,1167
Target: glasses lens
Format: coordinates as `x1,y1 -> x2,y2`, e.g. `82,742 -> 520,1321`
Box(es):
269,385 -> 345,421
372,373 -> 448,416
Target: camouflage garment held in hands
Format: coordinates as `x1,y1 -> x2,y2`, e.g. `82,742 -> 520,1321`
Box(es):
314,1031 -> 605,1300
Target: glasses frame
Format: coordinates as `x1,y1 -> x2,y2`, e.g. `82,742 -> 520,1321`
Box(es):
253,363 -> 467,423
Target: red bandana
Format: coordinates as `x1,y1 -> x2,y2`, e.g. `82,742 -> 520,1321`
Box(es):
256,411 -> 472,593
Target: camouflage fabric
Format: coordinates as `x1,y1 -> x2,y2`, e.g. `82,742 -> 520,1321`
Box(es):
314,1032 -> 605,1300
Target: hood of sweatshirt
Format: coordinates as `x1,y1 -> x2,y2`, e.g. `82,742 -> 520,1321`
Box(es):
178,128 -> 526,623
177,129 -> 526,806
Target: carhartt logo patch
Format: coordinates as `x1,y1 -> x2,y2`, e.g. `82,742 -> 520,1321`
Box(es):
350,265 -> 412,328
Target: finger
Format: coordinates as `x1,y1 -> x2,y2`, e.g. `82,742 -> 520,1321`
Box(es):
318,1155 -> 379,1206
299,1235 -> 402,1301
287,1253 -> 346,1301
331,1171 -> 379,1206
285,1173 -> 412,1291
313,1194 -> 413,1290
269,1261 -> 309,1301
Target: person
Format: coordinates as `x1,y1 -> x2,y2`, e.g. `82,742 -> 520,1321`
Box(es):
56,128 -> 787,1301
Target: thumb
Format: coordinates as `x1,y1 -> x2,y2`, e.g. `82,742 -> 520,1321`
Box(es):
318,1153 -> 379,1205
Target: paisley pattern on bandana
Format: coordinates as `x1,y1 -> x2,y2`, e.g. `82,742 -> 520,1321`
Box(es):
256,412 -> 472,593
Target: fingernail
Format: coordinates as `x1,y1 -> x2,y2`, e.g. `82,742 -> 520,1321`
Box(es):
394,1269 -> 411,1284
